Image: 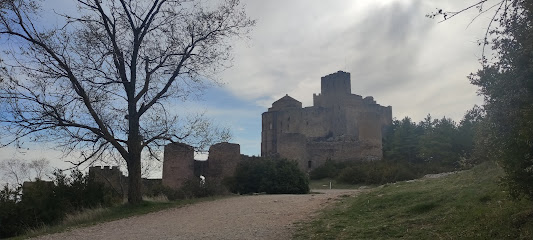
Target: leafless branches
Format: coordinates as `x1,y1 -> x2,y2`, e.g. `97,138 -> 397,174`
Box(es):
427,0 -> 519,65
0,0 -> 254,202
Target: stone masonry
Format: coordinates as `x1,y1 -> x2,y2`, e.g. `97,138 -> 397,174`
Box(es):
206,142 -> 241,180
89,142 -> 241,194
162,142 -> 196,190
162,142 -> 241,190
89,166 -> 128,196
261,71 -> 392,171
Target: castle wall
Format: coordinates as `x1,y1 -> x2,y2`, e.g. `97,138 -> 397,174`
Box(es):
162,142 -> 195,190
89,166 -> 127,196
299,107 -> 331,138
277,133 -> 308,170
357,111 -> 384,160
306,141 -> 362,168
86,142 -> 241,196
207,142 -> 241,180
261,111 -> 278,156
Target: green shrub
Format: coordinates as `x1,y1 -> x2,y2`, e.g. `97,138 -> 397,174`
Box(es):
145,179 -> 227,201
335,161 -> 419,185
336,166 -> 367,184
312,158 -> 461,186
309,159 -> 338,180
143,183 -> 180,200
177,179 -> 227,199
0,184 -> 22,237
229,158 -> 309,194
0,170 -> 120,238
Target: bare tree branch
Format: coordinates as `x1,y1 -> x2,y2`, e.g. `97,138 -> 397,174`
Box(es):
0,0 -> 254,204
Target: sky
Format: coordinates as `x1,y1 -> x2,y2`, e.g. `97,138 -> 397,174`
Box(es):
202,0 -> 489,156
0,0 -> 492,178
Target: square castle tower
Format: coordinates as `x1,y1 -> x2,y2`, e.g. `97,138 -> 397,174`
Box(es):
261,71 -> 392,171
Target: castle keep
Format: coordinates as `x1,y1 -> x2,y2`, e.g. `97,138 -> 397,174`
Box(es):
261,71 -> 392,170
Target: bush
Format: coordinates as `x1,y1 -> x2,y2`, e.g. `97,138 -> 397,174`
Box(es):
0,170 -> 120,238
311,158 -> 462,186
334,161 -> 418,185
309,159 -> 338,180
177,179 -> 227,199
0,184 -> 22,237
228,158 -> 309,194
143,183 -> 180,200
145,179 -> 227,201
336,166 -> 366,184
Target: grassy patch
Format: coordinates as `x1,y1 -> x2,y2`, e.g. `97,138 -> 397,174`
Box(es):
17,196 -> 225,239
294,162 -> 533,239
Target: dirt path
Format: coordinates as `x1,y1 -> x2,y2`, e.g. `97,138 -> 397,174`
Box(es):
33,189 -> 361,240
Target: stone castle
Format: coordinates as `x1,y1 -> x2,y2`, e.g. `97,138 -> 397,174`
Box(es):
89,71 -> 392,193
261,71 -> 392,171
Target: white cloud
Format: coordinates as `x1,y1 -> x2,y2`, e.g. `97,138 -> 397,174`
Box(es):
222,0 -> 487,122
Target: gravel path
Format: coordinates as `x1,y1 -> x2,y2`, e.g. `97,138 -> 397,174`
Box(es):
34,189 -> 361,240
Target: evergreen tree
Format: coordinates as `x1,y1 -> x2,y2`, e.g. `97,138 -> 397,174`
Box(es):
468,1 -> 533,199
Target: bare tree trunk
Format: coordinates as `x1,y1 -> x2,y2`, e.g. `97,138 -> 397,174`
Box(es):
127,113 -> 143,204
127,152 -> 142,204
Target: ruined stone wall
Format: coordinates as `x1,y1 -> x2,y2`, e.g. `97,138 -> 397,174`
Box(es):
89,166 -> 127,196
88,166 -> 163,196
207,142 -> 240,180
160,142 -> 242,190
162,142 -> 195,190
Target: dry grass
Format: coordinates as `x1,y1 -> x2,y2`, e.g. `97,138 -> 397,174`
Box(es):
23,207 -> 110,238
143,194 -> 169,202
61,207 -> 111,226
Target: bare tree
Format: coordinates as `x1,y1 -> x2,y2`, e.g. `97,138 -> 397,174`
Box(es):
427,0 -> 517,62
28,158 -> 50,180
0,158 -> 30,186
0,158 -> 51,185
0,0 -> 254,204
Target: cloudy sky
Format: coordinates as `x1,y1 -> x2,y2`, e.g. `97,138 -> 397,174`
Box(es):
1,0 -> 492,176
204,0 -> 489,156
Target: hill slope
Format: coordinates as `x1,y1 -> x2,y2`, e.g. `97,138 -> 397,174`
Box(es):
294,162 -> 533,239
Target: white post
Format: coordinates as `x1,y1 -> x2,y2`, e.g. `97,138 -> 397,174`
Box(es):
329,181 -> 332,189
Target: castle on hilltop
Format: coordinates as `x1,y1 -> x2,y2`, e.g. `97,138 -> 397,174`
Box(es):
261,71 -> 392,171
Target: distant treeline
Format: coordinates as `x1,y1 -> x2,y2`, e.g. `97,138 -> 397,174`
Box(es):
311,107 -> 483,184
383,107 -> 483,168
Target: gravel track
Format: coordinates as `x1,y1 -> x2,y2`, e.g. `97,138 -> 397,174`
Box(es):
34,189 -> 361,240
